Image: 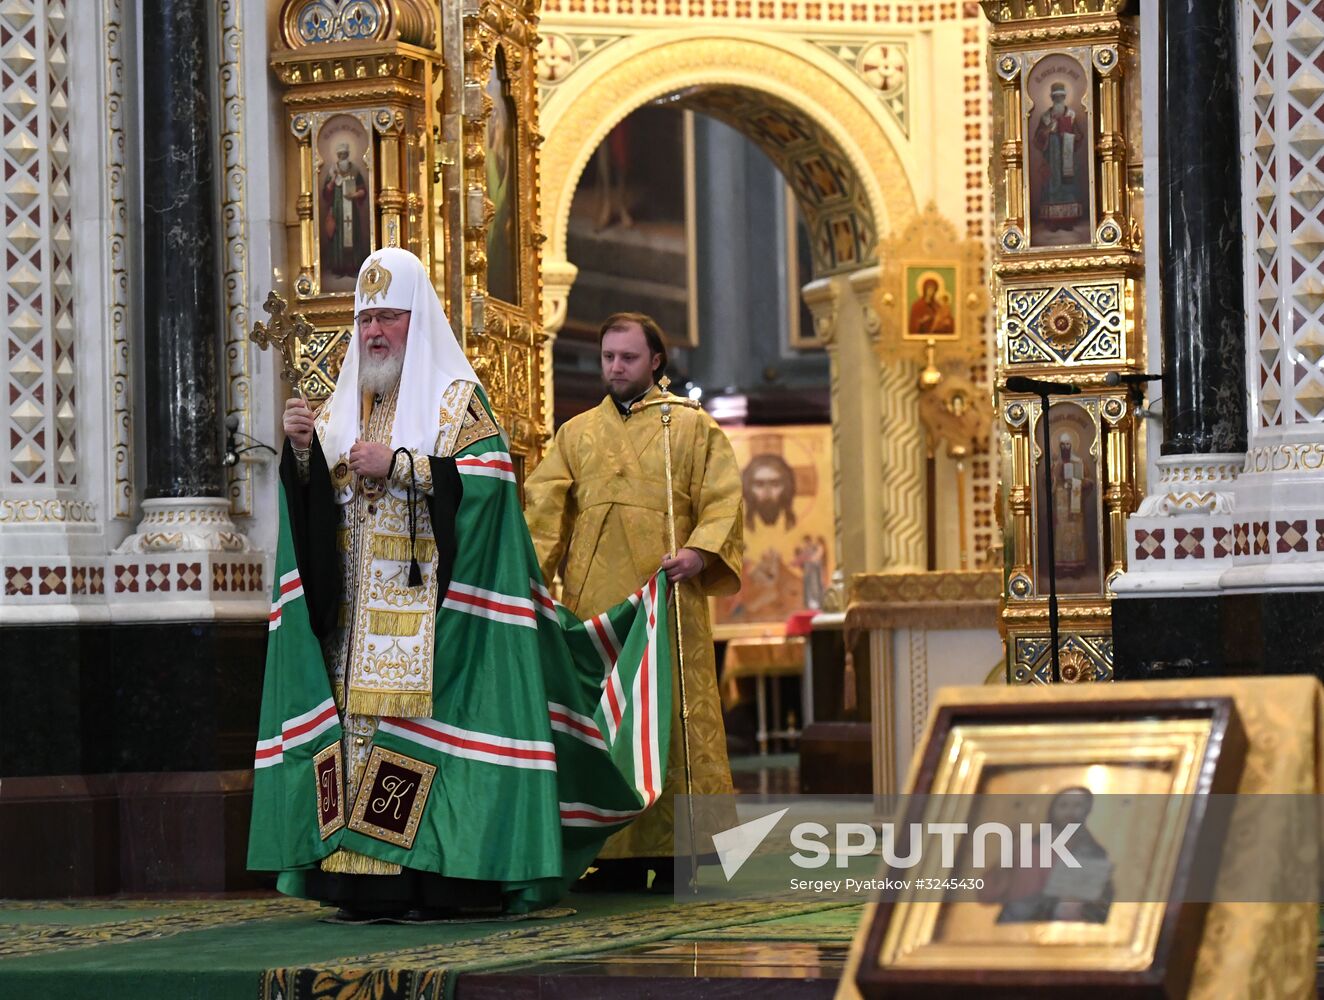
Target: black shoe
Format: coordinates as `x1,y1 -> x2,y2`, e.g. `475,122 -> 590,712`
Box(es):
331,906 -> 386,923
402,907 -> 457,922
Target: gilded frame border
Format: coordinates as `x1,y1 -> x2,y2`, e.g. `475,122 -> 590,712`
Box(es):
313,741 -> 346,840
347,745 -> 437,850
854,696 -> 1247,999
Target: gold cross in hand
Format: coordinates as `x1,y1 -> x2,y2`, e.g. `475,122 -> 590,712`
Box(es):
251,290 -> 314,400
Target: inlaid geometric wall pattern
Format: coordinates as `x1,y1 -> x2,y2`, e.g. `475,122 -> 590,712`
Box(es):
1012,633 -> 1114,686
2,0 -> 74,486
962,13 -> 994,565
1247,0 -> 1324,428
809,37 -> 909,133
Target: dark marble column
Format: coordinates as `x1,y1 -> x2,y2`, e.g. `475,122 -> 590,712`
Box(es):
141,0 -> 223,498
1157,0 -> 1245,456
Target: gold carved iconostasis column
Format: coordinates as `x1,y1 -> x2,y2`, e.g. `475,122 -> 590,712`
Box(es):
269,0 -> 546,472
460,0 -> 548,466
982,0 -> 1145,684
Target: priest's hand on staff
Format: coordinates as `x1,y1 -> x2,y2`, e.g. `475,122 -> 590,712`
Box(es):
283,398 -> 314,450
348,440 -> 394,479
661,547 -> 706,583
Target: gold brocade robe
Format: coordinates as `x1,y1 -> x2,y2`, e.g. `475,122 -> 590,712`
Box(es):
525,388 -> 744,858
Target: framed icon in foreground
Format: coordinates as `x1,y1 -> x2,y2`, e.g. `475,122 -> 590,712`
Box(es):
854,697 -> 1246,999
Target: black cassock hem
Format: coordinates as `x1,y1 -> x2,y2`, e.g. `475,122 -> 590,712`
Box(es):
303,868 -> 505,915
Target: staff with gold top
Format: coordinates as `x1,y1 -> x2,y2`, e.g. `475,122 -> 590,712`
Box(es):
525,312 -> 745,894
629,374 -> 704,891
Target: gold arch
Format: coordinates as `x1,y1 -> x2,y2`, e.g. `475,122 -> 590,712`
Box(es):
539,31 -> 919,276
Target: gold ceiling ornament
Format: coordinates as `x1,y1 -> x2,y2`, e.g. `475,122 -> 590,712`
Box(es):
536,35 -> 917,275
874,202 -> 989,375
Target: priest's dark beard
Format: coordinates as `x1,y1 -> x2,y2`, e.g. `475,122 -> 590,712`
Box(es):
608,381 -> 653,407
359,351 -> 404,396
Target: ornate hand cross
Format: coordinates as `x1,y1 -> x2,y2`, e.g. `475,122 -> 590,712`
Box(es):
251,290 -> 314,400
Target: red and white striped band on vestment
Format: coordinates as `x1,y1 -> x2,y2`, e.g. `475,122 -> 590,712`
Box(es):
594,578 -> 651,743
558,800 -> 645,827
548,701 -> 607,751
379,716 -> 557,772
253,697 -> 339,769
586,604 -> 624,681
442,581 -> 538,629
267,569 -> 305,632
454,451 -> 516,483
530,579 -> 561,623
593,575 -> 662,811
630,574 -> 662,808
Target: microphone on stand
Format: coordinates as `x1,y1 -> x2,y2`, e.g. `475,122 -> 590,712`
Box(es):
223,413 -> 276,467
1105,372 -> 1162,420
1005,375 -> 1082,396
223,414 -> 240,467
1104,372 -> 1162,388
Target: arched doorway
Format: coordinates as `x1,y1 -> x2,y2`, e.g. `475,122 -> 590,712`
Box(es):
539,29 -> 925,582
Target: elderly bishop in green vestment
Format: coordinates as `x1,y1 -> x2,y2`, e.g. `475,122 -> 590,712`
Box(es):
248,248 -> 673,919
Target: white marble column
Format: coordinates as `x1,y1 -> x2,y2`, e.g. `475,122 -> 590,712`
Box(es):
0,0 -> 270,624
1219,0 -> 1324,591
1117,0 -> 1324,597
0,0 -> 103,620
806,265 -> 926,603
540,257 -> 578,440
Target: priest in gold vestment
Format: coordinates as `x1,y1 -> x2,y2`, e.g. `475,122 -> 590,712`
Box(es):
525,312 -> 744,888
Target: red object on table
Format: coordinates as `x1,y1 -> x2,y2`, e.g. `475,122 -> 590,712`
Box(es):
784,610 -> 817,637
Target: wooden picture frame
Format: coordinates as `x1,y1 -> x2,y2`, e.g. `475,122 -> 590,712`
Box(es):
855,696 -> 1247,999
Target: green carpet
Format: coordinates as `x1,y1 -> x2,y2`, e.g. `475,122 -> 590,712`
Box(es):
0,893 -> 862,1000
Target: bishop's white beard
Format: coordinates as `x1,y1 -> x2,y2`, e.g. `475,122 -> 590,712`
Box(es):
358,350 -> 405,396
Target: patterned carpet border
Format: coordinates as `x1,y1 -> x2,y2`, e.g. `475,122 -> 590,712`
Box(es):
677,904 -> 863,942
0,898 -> 320,959
262,897 -> 857,1000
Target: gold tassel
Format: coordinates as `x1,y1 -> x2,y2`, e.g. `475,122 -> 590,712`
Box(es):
345,689 -> 433,719
336,528 -> 350,553
321,848 -> 401,876
367,609 -> 426,637
371,533 -> 437,564
842,650 -> 858,713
